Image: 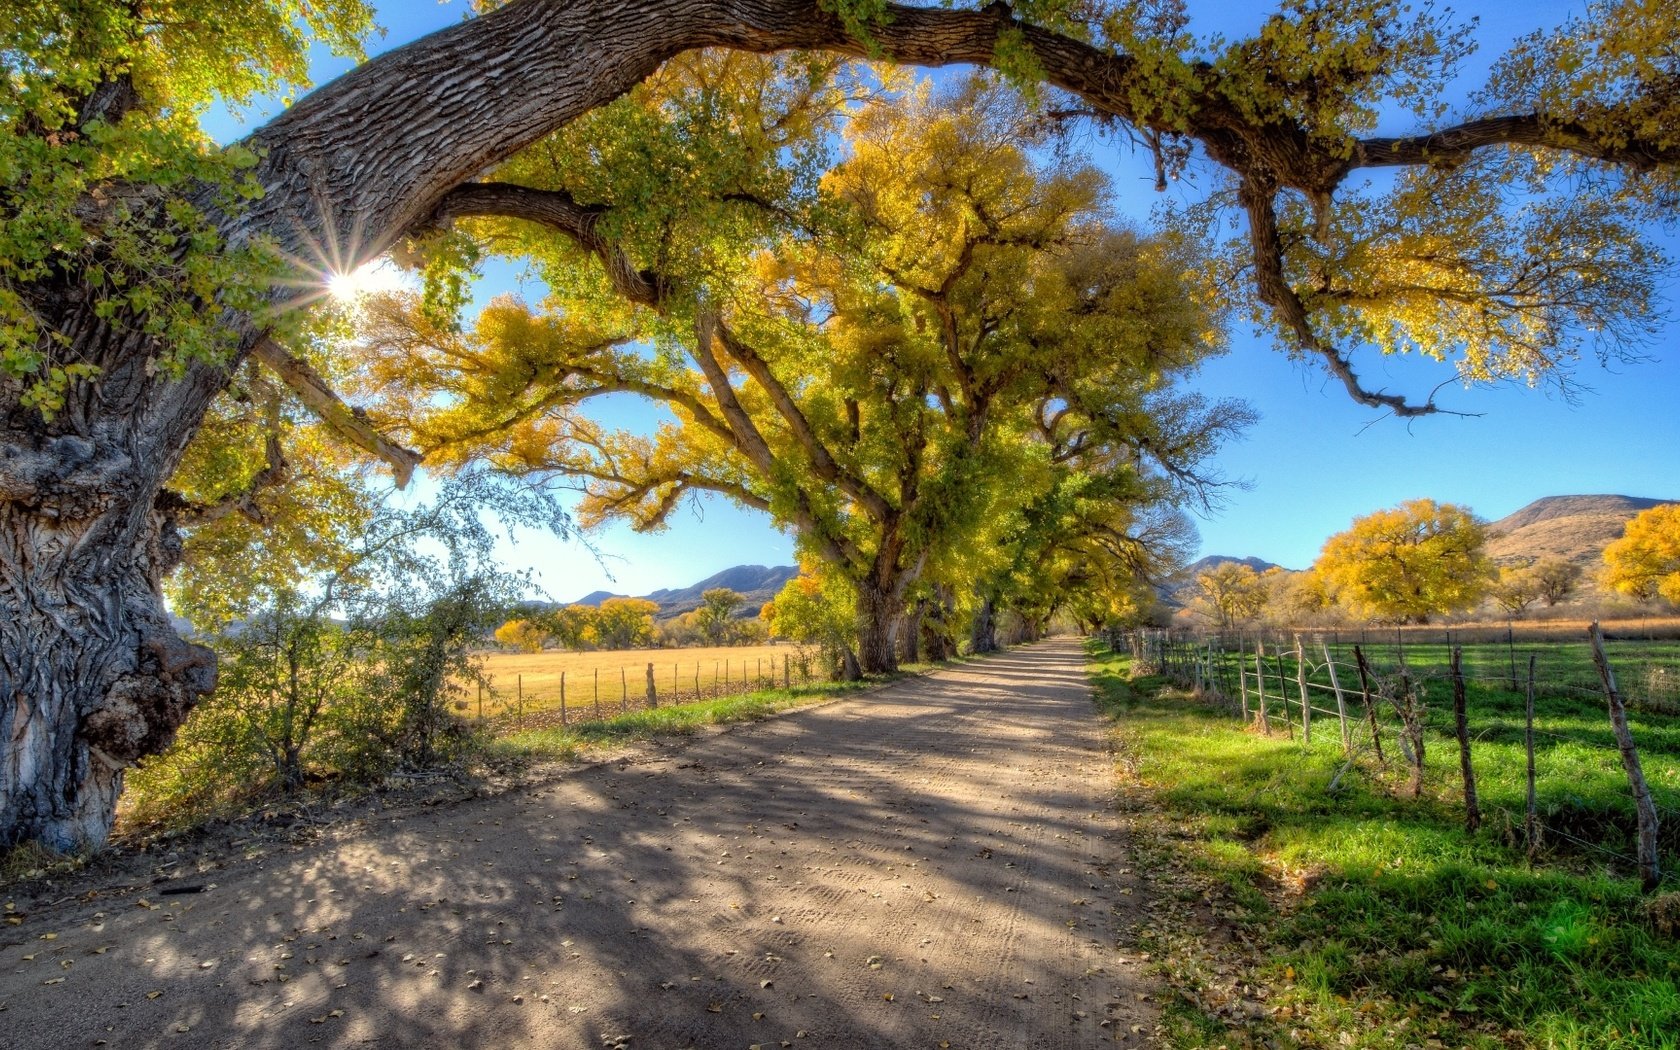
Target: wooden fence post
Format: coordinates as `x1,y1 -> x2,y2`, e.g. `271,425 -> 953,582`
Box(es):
1275,648 -> 1294,741
1450,646 -> 1481,833
1353,645 -> 1384,765
620,666 -> 628,713
593,668 -> 601,719
646,662 -> 658,708
1254,641 -> 1270,734
1294,634 -> 1311,746
1323,642 -> 1350,755
1589,622 -> 1661,891
784,654 -> 791,689
560,671 -> 567,725
517,673 -> 524,729
1524,654 -> 1539,858
477,679 -> 483,722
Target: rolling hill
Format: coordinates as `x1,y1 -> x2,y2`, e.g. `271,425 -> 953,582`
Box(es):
1485,494 -> 1674,568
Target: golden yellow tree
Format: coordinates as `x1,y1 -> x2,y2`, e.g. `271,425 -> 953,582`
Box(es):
1603,504 -> 1680,605
1315,500 -> 1492,623
1192,563 -> 1269,629
493,619 -> 547,653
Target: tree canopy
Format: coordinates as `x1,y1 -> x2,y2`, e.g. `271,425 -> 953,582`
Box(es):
1603,503 -> 1680,606
358,66 -> 1242,672
1313,498 -> 1493,623
4,0 -> 1679,847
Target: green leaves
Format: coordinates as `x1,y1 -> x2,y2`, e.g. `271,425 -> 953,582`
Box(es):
0,0 -> 373,414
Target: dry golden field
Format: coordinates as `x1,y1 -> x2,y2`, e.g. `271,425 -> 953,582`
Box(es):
470,643 -> 813,722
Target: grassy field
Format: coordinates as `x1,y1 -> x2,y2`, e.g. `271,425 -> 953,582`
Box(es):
487,676 -> 885,765
1088,640 -> 1680,1049
471,643 -> 814,722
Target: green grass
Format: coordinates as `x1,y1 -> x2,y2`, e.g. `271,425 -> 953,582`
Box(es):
486,674 -> 896,763
1089,641 -> 1680,1050
1193,637 -> 1680,865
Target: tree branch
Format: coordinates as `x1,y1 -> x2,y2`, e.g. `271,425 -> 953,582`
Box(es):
250,338 -> 422,486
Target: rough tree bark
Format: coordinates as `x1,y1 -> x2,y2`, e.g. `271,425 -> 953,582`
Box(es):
856,583 -> 902,676
969,594 -> 999,653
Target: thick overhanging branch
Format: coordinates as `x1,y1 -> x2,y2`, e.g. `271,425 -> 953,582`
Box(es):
229,0 -> 1680,427
691,312 -> 780,474
1238,178 -> 1475,419
1354,113 -> 1680,174
424,182 -> 663,307
250,338 -> 422,486
711,324 -> 894,523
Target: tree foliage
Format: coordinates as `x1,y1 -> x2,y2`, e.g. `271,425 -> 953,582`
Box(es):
494,618 -> 547,653
1314,499 -> 1493,623
1489,564 -> 1544,618
361,66 -> 1240,672
7,0 -> 1680,848
693,588 -> 746,645
1602,504 -> 1680,606
590,597 -> 660,649
1192,562 -> 1269,629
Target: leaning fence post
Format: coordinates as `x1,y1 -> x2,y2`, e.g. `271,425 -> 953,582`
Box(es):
1294,634 -> 1311,746
1275,648 -> 1294,741
1450,646 -> 1481,833
1524,654 -> 1539,858
1353,645 -> 1384,764
1589,622 -> 1661,891
1323,642 -> 1350,755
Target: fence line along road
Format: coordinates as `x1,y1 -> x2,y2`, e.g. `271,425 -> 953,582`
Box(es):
471,650 -> 825,729
1105,623 -> 1675,892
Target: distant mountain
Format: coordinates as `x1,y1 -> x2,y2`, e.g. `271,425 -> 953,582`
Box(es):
567,564 -> 799,619
1183,555 -> 1281,577
1486,494 -> 1675,568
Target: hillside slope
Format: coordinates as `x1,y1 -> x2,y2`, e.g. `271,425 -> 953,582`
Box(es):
1486,494 -> 1674,567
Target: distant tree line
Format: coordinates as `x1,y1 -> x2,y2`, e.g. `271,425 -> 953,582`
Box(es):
1186,499 -> 1680,629
494,588 -> 770,653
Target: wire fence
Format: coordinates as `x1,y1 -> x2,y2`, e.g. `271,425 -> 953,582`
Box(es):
469,651 -> 827,731
1104,623 -> 1678,890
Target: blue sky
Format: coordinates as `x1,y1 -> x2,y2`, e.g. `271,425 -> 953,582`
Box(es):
217,0 -> 1680,599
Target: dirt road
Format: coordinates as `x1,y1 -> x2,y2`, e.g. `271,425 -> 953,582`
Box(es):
0,639 -> 1155,1049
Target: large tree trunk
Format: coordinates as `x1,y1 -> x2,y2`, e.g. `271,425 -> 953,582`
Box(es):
856,584 -> 901,675
0,344 -> 221,848
899,602 -> 926,664
970,594 -> 999,653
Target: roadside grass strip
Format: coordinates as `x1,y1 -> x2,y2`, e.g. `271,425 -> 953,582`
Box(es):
1087,641 -> 1680,1050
